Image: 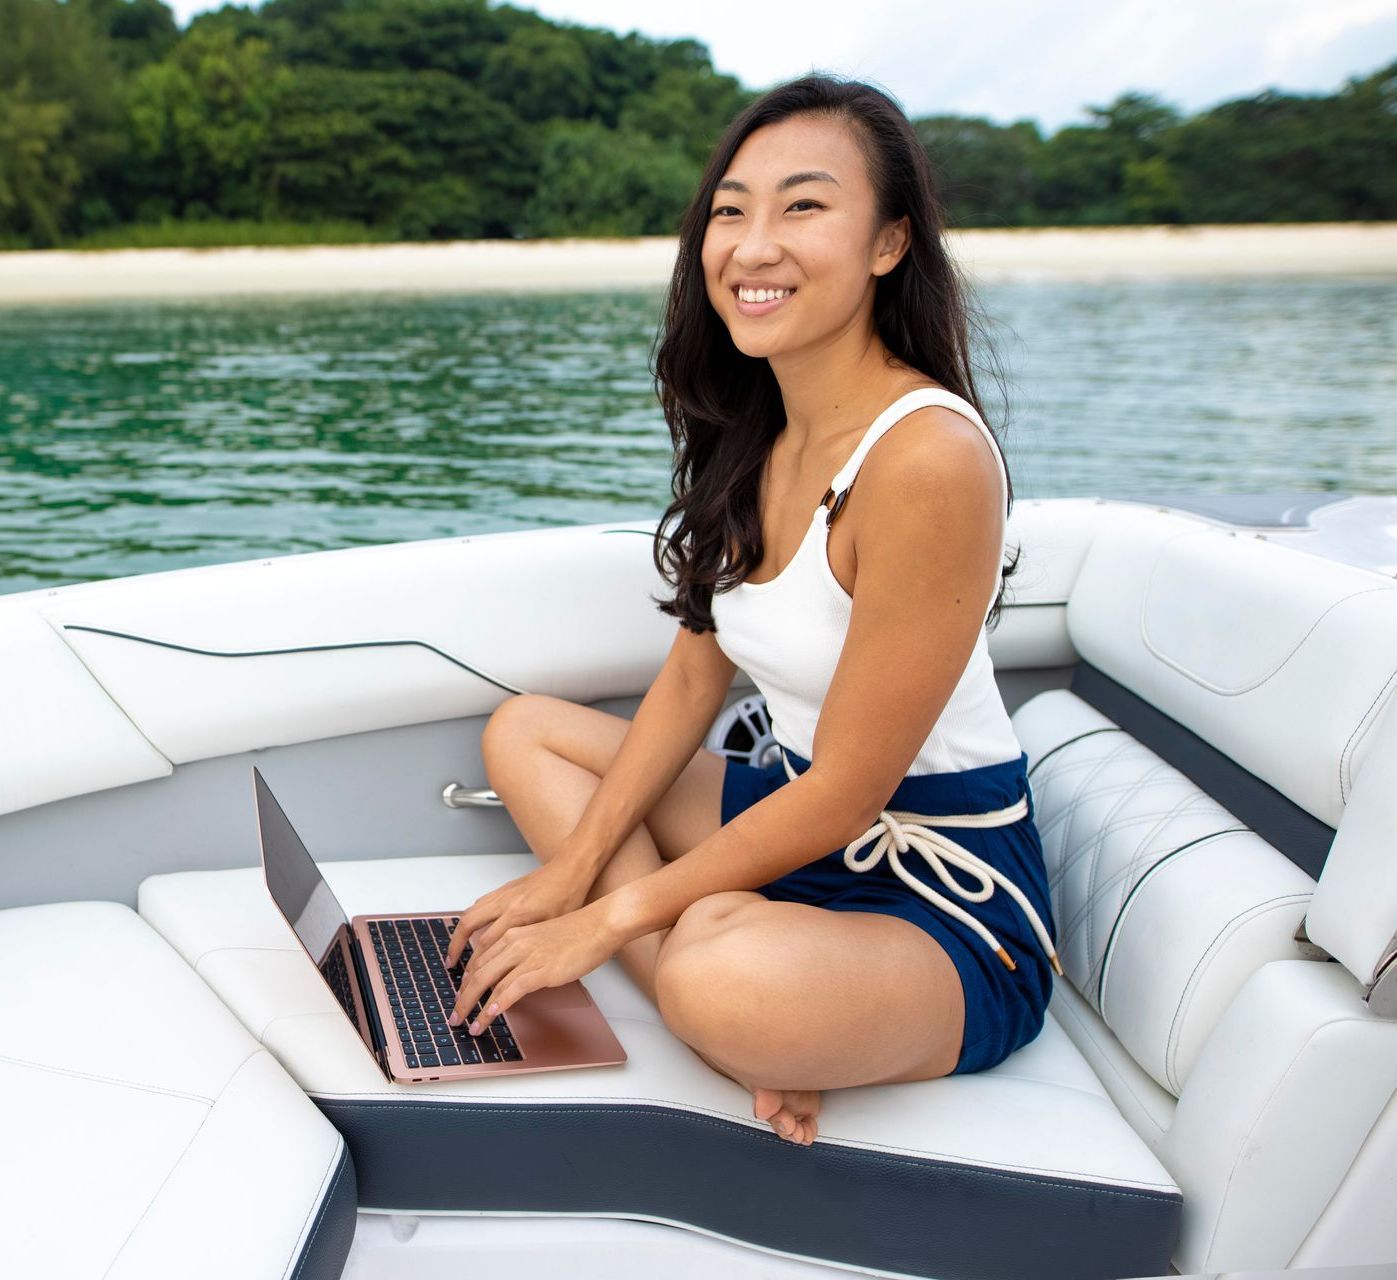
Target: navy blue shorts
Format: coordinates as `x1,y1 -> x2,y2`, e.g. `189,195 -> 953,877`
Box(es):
719,745 -> 1057,1075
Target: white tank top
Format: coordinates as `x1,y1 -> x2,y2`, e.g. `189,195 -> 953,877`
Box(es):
710,387 -> 1023,776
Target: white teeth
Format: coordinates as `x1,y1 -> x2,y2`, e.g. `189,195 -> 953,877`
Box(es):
738,287 -> 794,303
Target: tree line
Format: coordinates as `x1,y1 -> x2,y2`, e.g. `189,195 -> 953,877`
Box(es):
2,0 -> 1393,249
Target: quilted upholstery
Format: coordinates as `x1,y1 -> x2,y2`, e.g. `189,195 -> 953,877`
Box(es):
1013,689 -> 1315,1094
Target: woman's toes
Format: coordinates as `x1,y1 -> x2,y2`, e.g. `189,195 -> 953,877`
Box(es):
752,1087 -> 783,1123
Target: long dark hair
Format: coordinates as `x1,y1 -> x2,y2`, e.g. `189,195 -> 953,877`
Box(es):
649,71 -> 1020,634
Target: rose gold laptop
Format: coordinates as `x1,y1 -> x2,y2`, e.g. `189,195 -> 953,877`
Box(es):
251,766 -> 627,1083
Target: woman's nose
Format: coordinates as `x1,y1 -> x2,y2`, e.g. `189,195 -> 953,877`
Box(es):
733,218 -> 783,267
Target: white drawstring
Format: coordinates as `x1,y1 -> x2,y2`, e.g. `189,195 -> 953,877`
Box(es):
781,749 -> 1063,976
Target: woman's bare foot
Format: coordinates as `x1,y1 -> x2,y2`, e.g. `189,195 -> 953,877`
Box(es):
752,1086 -> 822,1146
687,1043 -> 821,1145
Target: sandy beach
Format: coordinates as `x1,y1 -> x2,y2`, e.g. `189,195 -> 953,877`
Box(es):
1,223 -> 1394,304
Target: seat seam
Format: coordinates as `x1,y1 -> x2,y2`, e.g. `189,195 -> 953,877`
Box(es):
284,1140 -> 351,1280
0,1051 -> 215,1105
1047,986 -> 1173,1124
100,1044 -> 267,1279
1339,664 -> 1397,803
1141,583 -> 1393,697
1164,892 -> 1313,1094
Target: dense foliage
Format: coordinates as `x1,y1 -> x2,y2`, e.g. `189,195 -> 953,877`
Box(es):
2,0 -> 1393,248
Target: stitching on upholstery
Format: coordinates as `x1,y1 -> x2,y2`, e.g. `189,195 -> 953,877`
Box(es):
1044,748 -> 1168,968
1097,829 -> 1248,1017
0,1052 -> 214,1105
312,1100 -> 1181,1197
1081,768 -> 1215,997
1164,894 -> 1313,1095
1026,726 -> 1125,780
1339,665 -> 1397,803
195,945 -> 300,966
101,1045 -> 266,1277
285,1142 -> 350,1280
1141,582 -> 1394,697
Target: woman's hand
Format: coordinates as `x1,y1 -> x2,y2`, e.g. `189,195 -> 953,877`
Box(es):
443,858 -> 594,969
446,900 -> 620,1035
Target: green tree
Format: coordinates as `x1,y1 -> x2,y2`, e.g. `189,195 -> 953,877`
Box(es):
124,25 -> 291,220
617,65 -> 752,165
1166,61 -> 1397,222
0,0 -> 125,245
915,115 -> 1043,226
265,66 -> 533,237
521,119 -> 699,236
78,0 -> 179,72
481,26 -> 594,124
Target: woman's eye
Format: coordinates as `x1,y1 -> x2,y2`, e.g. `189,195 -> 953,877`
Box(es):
709,200 -> 822,218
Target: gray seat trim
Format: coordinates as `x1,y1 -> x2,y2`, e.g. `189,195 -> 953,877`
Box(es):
290,1142 -> 359,1280
313,1098 -> 1181,1280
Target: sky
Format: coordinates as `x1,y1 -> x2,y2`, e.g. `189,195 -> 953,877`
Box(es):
164,0 -> 1397,133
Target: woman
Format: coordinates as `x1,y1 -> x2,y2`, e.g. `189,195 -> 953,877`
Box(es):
442,73 -> 1060,1147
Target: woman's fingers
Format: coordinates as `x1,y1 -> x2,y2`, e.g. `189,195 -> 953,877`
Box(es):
448,931 -> 517,1027
444,901 -> 494,968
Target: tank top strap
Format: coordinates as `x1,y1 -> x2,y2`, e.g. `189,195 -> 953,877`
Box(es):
825,387 -> 1009,519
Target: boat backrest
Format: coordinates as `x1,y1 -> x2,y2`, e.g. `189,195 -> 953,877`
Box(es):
1010,502 -> 1397,1270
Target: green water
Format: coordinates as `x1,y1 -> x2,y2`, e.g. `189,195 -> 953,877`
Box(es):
0,279 -> 1393,596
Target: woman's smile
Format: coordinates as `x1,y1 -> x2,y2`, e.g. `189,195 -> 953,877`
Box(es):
733,285 -> 798,317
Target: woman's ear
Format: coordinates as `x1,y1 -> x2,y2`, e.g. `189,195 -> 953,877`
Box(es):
873,215 -> 911,277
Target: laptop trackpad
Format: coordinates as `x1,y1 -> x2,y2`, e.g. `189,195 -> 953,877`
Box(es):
523,984 -> 591,1011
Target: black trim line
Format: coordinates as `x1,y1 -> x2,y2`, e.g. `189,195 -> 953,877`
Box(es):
1070,662 -> 1335,880
1095,828 -> 1250,1011
60,625 -> 528,695
1027,726 -> 1126,780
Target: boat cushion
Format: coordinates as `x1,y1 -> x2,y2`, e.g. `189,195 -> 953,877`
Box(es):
0,605 -> 171,817
138,853 -> 1181,1280
1064,504 -> 1397,833
1012,687 -> 1317,1096
0,900 -> 356,1280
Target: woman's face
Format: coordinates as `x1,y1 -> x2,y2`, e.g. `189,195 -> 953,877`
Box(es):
701,113 -> 908,360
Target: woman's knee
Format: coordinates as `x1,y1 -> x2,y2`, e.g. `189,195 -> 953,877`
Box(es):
653,897 -> 768,1035
481,693 -> 557,765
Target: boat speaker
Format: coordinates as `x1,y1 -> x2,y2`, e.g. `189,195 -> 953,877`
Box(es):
705,693 -> 782,769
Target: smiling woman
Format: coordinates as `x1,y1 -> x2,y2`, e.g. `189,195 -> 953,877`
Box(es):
445,73 -> 1054,1150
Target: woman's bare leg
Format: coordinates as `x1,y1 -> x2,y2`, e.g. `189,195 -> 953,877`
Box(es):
480,693 -> 834,1144
479,693 -> 742,1004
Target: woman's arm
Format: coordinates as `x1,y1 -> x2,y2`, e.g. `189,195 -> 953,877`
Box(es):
598,410 -> 1006,945
556,619 -> 741,885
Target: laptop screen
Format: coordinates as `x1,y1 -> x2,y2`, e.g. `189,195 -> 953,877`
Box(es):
252,766 -> 352,968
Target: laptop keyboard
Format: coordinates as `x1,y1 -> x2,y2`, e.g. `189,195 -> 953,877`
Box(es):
320,943 -> 361,1032
368,916 -> 524,1070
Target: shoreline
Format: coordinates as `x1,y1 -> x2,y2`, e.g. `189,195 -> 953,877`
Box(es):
2,223 -> 1395,304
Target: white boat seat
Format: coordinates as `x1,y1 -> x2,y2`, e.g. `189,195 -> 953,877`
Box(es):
137,853 -> 1182,1280
0,900 -> 356,1280
1007,504 -> 1397,1274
